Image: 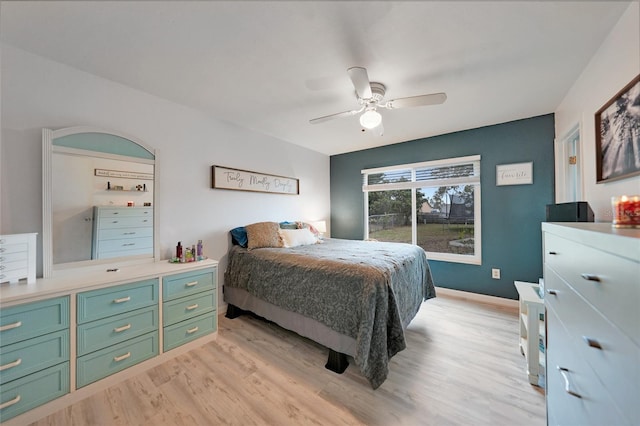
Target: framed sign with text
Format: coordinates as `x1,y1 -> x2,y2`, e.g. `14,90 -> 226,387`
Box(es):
211,165 -> 299,195
496,162 -> 533,186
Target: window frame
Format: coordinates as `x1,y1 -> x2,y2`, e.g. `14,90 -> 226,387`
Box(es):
362,155 -> 482,265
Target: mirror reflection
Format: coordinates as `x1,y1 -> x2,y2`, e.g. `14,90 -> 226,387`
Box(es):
45,128 -> 156,273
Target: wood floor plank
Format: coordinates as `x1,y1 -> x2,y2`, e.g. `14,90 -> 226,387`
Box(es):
28,293 -> 545,425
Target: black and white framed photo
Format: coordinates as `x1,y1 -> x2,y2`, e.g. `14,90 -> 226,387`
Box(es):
595,74 -> 640,183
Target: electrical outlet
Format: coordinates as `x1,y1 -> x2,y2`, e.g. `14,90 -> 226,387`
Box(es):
492,268 -> 501,279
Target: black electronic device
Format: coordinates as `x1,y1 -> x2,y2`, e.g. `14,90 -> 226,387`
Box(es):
546,201 -> 594,222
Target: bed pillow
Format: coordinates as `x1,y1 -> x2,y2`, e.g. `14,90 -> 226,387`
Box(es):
279,221 -> 299,230
230,226 -> 248,247
246,221 -> 283,249
279,228 -> 318,248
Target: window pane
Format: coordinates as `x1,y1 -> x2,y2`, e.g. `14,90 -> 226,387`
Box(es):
418,185 -> 475,255
415,163 -> 475,182
367,189 -> 412,244
366,169 -> 411,185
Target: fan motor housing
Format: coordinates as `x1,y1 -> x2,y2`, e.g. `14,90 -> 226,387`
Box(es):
369,82 -> 386,101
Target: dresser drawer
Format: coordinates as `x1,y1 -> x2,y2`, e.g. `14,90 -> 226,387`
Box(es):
163,311 -> 217,352
544,233 -> 640,345
96,236 -> 154,254
98,216 -> 153,229
0,330 -> 69,385
546,306 -> 628,426
96,207 -> 153,218
0,362 -> 69,422
0,297 -> 69,346
76,332 -> 158,388
546,268 -> 640,420
163,291 -> 216,326
97,227 -> 154,241
77,306 -> 158,356
77,279 -> 158,324
163,268 -> 215,301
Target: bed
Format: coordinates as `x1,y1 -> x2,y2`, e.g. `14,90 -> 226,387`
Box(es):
223,223 -> 436,389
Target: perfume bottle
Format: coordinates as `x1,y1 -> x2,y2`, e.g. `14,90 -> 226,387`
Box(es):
197,239 -> 203,260
176,242 -> 183,259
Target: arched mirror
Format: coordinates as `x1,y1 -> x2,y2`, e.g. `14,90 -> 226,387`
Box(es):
43,126 -> 158,277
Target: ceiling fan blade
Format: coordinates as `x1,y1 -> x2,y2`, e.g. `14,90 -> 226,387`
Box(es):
309,109 -> 361,124
385,92 -> 447,109
347,67 -> 372,99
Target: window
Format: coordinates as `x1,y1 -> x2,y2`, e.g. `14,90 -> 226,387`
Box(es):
363,155 -> 481,265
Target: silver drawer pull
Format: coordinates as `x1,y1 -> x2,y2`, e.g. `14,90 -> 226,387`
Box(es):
186,304 -> 199,311
548,251 -> 557,255
580,273 -> 601,282
583,336 -> 603,350
0,321 -> 22,332
546,289 -> 558,296
122,243 -> 136,246
0,248 -> 5,253
114,323 -> 132,333
112,221 -> 119,223
113,296 -> 131,304
113,352 -> 131,362
0,265 -> 4,270
185,281 -> 198,287
557,366 -> 581,398
0,395 -> 21,410
186,326 -> 199,334
0,358 -> 22,371
123,232 -> 136,235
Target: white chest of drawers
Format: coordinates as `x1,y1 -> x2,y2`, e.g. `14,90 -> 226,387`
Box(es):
543,223 -> 640,426
92,207 -> 153,259
0,233 -> 37,284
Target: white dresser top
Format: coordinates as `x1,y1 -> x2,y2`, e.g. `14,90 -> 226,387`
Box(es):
0,258 -> 218,306
542,222 -> 640,262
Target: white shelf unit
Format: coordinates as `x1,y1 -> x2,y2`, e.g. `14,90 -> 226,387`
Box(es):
514,280 -> 545,387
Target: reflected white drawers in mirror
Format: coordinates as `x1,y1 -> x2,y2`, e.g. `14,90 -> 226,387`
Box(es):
0,234 -> 37,285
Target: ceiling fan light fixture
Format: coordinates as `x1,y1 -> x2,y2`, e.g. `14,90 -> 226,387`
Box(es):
360,109 -> 382,129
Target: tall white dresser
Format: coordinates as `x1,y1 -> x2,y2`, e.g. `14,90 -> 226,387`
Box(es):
542,223 -> 640,426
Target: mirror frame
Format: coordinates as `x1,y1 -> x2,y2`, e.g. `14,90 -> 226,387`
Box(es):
43,126 -> 159,278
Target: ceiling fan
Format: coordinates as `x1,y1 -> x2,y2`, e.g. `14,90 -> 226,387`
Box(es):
309,67 -> 447,135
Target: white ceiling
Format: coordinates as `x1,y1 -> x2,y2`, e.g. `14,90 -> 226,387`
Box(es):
0,1 -> 631,155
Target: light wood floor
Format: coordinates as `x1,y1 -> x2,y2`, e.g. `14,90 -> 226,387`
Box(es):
30,294 -> 545,425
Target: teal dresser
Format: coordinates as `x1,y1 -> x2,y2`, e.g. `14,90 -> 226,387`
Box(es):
162,268 -> 217,351
0,259 -> 218,425
76,279 -> 159,388
0,297 -> 70,422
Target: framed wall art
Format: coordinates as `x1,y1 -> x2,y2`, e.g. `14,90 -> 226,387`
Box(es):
211,165 -> 299,195
595,74 -> 640,183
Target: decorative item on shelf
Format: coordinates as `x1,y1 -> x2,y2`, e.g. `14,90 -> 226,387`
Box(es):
127,201 -> 134,207
136,185 -> 143,191
144,202 -> 152,207
611,195 -> 640,228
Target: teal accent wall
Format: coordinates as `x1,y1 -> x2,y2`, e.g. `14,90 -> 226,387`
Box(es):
54,133 -> 154,160
330,114 -> 555,300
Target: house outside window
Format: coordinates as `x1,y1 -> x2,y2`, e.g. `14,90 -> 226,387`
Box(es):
362,155 -> 481,265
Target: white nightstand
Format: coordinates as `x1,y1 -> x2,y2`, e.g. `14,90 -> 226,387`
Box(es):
514,280 -> 545,387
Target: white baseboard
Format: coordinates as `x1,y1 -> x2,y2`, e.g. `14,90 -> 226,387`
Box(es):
435,286 -> 518,309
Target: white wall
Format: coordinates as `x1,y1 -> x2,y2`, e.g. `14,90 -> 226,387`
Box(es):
554,1 -> 640,221
0,45 -> 330,304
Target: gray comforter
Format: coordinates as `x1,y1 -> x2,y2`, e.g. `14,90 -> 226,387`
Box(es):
224,238 -> 436,388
